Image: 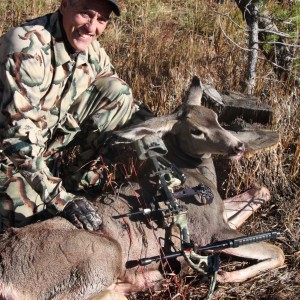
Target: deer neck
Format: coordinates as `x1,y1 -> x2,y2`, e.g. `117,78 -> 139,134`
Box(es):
163,133 -> 208,165
163,134 -> 217,186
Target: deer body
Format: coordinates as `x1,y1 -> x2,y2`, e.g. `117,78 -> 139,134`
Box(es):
0,77 -> 284,300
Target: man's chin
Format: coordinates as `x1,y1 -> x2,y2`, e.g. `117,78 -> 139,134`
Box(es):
71,40 -> 92,52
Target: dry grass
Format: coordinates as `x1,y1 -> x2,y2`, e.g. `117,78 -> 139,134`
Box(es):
1,0 -> 299,299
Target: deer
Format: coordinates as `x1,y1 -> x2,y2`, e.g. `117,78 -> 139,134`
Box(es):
0,77 -> 284,300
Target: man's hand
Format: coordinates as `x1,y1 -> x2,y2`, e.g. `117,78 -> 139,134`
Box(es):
62,197 -> 102,231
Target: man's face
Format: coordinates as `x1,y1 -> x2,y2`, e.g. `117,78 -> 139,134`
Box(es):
60,0 -> 112,52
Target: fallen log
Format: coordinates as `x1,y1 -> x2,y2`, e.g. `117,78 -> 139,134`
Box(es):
202,87 -> 273,125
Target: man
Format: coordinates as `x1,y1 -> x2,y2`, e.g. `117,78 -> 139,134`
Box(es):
0,0 -> 140,232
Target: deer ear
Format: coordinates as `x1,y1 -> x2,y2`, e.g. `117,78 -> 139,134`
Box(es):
114,116 -> 178,142
114,126 -> 157,142
185,76 -> 203,106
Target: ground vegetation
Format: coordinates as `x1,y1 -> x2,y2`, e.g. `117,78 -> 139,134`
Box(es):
0,0 -> 299,299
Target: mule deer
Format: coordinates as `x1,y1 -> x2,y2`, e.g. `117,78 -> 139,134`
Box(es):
0,77 -> 284,300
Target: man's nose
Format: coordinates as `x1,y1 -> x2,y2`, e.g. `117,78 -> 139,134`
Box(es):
85,18 -> 97,33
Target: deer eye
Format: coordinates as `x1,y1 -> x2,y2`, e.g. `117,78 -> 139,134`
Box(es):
191,128 -> 205,138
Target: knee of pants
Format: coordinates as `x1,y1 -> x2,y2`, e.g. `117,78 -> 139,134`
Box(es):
93,76 -> 133,103
69,76 -> 136,129
88,77 -> 136,132
0,174 -> 46,230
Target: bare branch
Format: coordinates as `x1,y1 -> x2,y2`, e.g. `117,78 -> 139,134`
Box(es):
257,29 -> 296,39
218,16 -> 250,51
212,9 -> 247,31
257,56 -> 296,72
257,41 -> 300,48
212,9 -> 297,39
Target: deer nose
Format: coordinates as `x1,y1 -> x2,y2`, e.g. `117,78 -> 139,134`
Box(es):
234,142 -> 245,154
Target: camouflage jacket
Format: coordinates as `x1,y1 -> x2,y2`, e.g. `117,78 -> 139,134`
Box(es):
0,11 -> 119,211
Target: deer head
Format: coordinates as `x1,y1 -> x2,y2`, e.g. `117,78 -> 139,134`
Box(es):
115,76 -> 244,159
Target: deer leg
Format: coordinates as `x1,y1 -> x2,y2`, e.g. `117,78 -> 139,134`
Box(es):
223,186 -> 271,229
88,290 -> 128,300
113,269 -> 164,295
217,241 -> 285,283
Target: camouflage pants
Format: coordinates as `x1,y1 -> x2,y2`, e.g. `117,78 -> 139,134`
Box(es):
0,76 -> 139,231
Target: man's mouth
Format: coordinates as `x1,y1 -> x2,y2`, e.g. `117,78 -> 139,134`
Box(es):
77,30 -> 94,40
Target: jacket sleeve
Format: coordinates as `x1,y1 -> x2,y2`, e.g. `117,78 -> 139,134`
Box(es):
0,53 -> 74,212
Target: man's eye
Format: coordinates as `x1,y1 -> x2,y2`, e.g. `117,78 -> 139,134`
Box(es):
98,17 -> 108,23
80,13 -> 89,18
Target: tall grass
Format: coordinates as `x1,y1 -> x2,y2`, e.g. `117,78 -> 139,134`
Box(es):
0,0 -> 299,299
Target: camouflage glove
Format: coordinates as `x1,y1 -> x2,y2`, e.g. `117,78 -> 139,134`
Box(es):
62,197 -> 102,231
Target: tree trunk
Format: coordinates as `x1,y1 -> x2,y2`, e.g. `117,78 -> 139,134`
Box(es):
246,3 -> 259,94
234,0 -> 299,87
